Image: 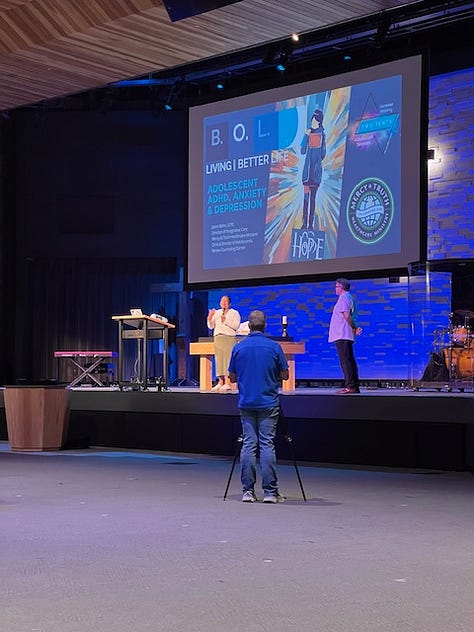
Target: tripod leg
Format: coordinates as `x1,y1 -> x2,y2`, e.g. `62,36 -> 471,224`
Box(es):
284,434 -> 307,502
278,402 -> 307,502
223,435 -> 243,501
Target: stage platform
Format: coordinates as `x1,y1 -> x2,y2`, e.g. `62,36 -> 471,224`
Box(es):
1,386 -> 473,472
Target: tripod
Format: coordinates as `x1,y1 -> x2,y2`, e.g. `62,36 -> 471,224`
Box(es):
223,404 -> 307,501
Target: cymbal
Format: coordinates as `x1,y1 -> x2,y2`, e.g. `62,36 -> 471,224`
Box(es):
455,309 -> 474,318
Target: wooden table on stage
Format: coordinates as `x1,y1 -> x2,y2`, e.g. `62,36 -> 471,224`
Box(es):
189,339 -> 305,392
112,315 -> 175,390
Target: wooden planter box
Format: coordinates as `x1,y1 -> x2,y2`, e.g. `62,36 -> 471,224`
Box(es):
4,386 -> 70,451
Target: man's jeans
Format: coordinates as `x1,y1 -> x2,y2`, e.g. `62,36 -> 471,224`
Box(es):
240,406 -> 279,495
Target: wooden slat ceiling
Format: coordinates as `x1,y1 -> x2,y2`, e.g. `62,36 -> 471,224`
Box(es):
0,0 -> 457,111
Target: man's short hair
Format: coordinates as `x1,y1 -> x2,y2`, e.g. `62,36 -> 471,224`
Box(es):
336,278 -> 351,291
248,310 -> 266,331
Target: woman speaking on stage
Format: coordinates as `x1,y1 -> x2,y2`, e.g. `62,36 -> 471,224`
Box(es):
206,295 -> 241,392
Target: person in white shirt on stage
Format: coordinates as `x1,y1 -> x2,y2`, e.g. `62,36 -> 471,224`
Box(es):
207,295 -> 241,392
328,278 -> 362,394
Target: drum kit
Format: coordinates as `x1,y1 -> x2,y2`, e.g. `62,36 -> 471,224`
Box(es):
434,309 -> 474,380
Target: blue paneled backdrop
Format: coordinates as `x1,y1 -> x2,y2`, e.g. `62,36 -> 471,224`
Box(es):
427,67 -> 474,260
208,275 -> 451,381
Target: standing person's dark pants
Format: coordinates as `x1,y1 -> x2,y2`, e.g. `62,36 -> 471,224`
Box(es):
335,339 -> 359,389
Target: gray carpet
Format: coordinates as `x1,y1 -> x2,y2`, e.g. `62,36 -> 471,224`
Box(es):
1,442 -> 473,632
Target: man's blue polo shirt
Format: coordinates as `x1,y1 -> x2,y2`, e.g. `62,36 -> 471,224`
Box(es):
228,331 -> 288,409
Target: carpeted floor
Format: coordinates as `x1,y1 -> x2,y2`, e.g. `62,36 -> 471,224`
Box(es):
1,442 -> 473,632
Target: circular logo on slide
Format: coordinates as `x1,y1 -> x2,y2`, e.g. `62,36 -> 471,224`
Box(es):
346,178 -> 394,244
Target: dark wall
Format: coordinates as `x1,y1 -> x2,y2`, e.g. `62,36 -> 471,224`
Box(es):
12,109 -> 186,260
1,108 -> 188,383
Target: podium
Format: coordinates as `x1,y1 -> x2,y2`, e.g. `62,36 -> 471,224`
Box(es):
112,314 -> 175,390
189,339 -> 305,392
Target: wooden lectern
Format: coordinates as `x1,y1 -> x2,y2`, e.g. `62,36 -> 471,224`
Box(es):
189,339 -> 305,392
112,314 -> 175,390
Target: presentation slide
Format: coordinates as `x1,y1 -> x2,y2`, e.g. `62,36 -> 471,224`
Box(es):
188,56 -> 423,286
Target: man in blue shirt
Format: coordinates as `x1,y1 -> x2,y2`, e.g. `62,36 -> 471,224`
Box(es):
229,310 -> 289,503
